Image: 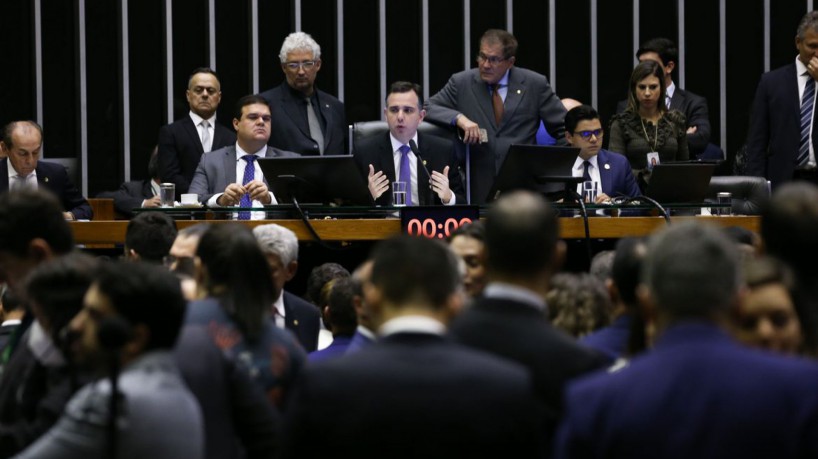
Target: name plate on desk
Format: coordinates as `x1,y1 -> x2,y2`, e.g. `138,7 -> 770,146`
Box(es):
400,206 -> 480,240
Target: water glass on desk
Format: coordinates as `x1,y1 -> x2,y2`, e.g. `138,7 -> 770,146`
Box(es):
582,181 -> 598,203
392,181 -> 407,207
160,183 -> 175,207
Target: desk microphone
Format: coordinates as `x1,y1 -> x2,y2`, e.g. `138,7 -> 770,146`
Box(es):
409,139 -> 434,204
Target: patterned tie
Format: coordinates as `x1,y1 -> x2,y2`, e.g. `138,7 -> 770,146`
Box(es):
491,84 -> 504,125
399,144 -> 413,206
238,154 -> 257,220
798,76 -> 815,166
200,120 -> 211,152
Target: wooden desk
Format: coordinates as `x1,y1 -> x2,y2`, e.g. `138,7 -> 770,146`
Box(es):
71,216 -> 760,245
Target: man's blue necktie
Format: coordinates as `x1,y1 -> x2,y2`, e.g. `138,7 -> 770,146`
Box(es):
398,144 -> 413,206
238,154 -> 257,220
798,76 -> 815,166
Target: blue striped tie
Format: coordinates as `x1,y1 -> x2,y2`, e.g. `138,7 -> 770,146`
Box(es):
238,154 -> 257,220
399,145 -> 413,206
798,77 -> 815,166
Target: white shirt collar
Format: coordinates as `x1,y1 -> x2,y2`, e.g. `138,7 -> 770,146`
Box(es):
389,133 -> 419,153
483,282 -> 547,312
665,81 -> 676,100
797,55 -> 809,76
378,315 -> 446,337
6,158 -> 37,184
235,142 -> 267,160
573,154 -> 599,174
356,325 -> 376,340
189,111 -> 216,127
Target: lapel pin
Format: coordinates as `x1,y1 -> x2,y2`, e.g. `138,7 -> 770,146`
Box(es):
45,177 -> 49,182
293,319 -> 299,326
516,89 -> 521,94
604,164 -> 610,170
422,160 -> 427,166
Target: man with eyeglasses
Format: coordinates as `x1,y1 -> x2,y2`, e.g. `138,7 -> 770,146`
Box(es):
565,105 -> 640,202
259,32 -> 347,156
157,68 -> 236,194
188,95 -> 299,219
426,29 -> 567,204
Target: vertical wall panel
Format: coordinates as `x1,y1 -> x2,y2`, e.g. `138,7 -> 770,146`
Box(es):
512,1 -> 550,78
428,0 -> 464,94
85,0 -> 121,195
598,1 -> 634,127
172,0 -> 209,121
1,0 -> 35,128
214,0 -> 251,123
256,0 -> 292,97
770,2 -> 808,70
685,0 -> 723,149
128,1 -> 164,184
343,0 -> 380,123
639,1 -> 677,47
385,1 -> 422,92
470,0 -> 506,53
302,0 -> 341,98
40,1 -> 78,161
724,0 -> 765,162
553,0 -> 591,102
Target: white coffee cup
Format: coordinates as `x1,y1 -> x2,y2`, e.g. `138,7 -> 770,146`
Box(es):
180,193 -> 198,205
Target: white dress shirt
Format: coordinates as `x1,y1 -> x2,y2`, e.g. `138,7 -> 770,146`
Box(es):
389,133 -> 455,205
6,159 -> 37,190
206,143 -> 277,220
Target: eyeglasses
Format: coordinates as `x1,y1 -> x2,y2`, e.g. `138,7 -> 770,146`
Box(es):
284,60 -> 317,71
476,53 -> 507,66
575,129 -> 603,140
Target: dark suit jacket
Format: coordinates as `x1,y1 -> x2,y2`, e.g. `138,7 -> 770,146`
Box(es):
352,131 -> 466,206
555,322 -> 818,459
259,82 -> 348,156
616,86 -> 711,156
96,179 -> 153,217
0,159 -> 92,220
450,296 -> 609,418
281,332 -> 549,458
157,116 -> 236,194
596,149 -> 641,198
426,67 -> 567,204
174,325 -> 279,459
283,291 -> 320,353
188,145 -> 300,204
746,62 -> 801,190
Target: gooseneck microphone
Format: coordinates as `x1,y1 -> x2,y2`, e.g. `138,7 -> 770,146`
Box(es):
409,139 -> 434,204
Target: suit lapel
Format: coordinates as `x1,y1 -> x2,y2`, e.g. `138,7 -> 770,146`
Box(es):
317,91 -> 335,151
380,133 -> 397,184
501,68 -> 525,129
597,150 -> 614,196
182,117 -> 205,155
416,133 -> 433,205
280,85 -> 311,139
223,146 -> 237,184
669,90 -> 683,111
470,74 -> 497,129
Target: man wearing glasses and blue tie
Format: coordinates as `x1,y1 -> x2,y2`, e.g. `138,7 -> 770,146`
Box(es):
426,29 -> 567,204
259,32 -> 348,156
564,105 -> 641,203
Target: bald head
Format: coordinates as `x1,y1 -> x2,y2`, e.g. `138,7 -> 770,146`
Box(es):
484,191 -> 560,278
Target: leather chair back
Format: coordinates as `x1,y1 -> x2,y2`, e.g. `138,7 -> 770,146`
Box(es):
349,120 -> 456,152
707,175 -> 770,215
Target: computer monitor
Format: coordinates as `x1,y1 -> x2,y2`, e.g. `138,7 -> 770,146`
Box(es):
258,156 -> 374,206
486,144 -> 582,201
643,163 -> 717,204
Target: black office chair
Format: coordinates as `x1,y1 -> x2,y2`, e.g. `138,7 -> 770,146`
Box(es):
348,120 -> 457,152
707,175 -> 770,215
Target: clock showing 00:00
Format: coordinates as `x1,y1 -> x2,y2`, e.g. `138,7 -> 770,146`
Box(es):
405,217 -> 474,239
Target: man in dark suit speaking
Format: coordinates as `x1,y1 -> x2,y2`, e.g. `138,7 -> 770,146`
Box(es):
157,68 -> 236,193
353,81 -> 465,206
426,29 -> 567,204
259,32 -> 347,156
0,121 -> 92,220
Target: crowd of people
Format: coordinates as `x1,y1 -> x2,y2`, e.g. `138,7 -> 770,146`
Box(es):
2,11 -> 818,459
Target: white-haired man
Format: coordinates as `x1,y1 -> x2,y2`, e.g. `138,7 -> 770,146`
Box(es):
253,223 -> 321,352
258,32 -> 347,156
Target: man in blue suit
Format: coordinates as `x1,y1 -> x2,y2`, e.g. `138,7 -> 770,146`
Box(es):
747,11 -> 818,189
554,222 -> 818,459
0,121 -> 92,220
564,105 -> 640,201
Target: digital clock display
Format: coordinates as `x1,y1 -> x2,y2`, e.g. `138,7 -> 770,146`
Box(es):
400,205 -> 481,240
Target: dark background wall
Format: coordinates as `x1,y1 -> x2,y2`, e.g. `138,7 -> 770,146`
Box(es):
1,0 -> 811,196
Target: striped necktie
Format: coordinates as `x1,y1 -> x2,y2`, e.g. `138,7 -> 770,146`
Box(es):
798,76 -> 815,166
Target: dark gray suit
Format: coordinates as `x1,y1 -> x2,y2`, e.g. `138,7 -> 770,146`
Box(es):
157,116 -> 236,194
188,145 -> 300,204
426,67 -> 567,204
259,82 -> 348,155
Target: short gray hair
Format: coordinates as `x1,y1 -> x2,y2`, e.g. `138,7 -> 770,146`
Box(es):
642,222 -> 741,318
253,223 -> 299,265
279,32 -> 321,63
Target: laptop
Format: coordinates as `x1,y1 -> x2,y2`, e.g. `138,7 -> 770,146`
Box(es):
487,144 -> 582,201
643,163 -> 717,204
257,156 -> 374,206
